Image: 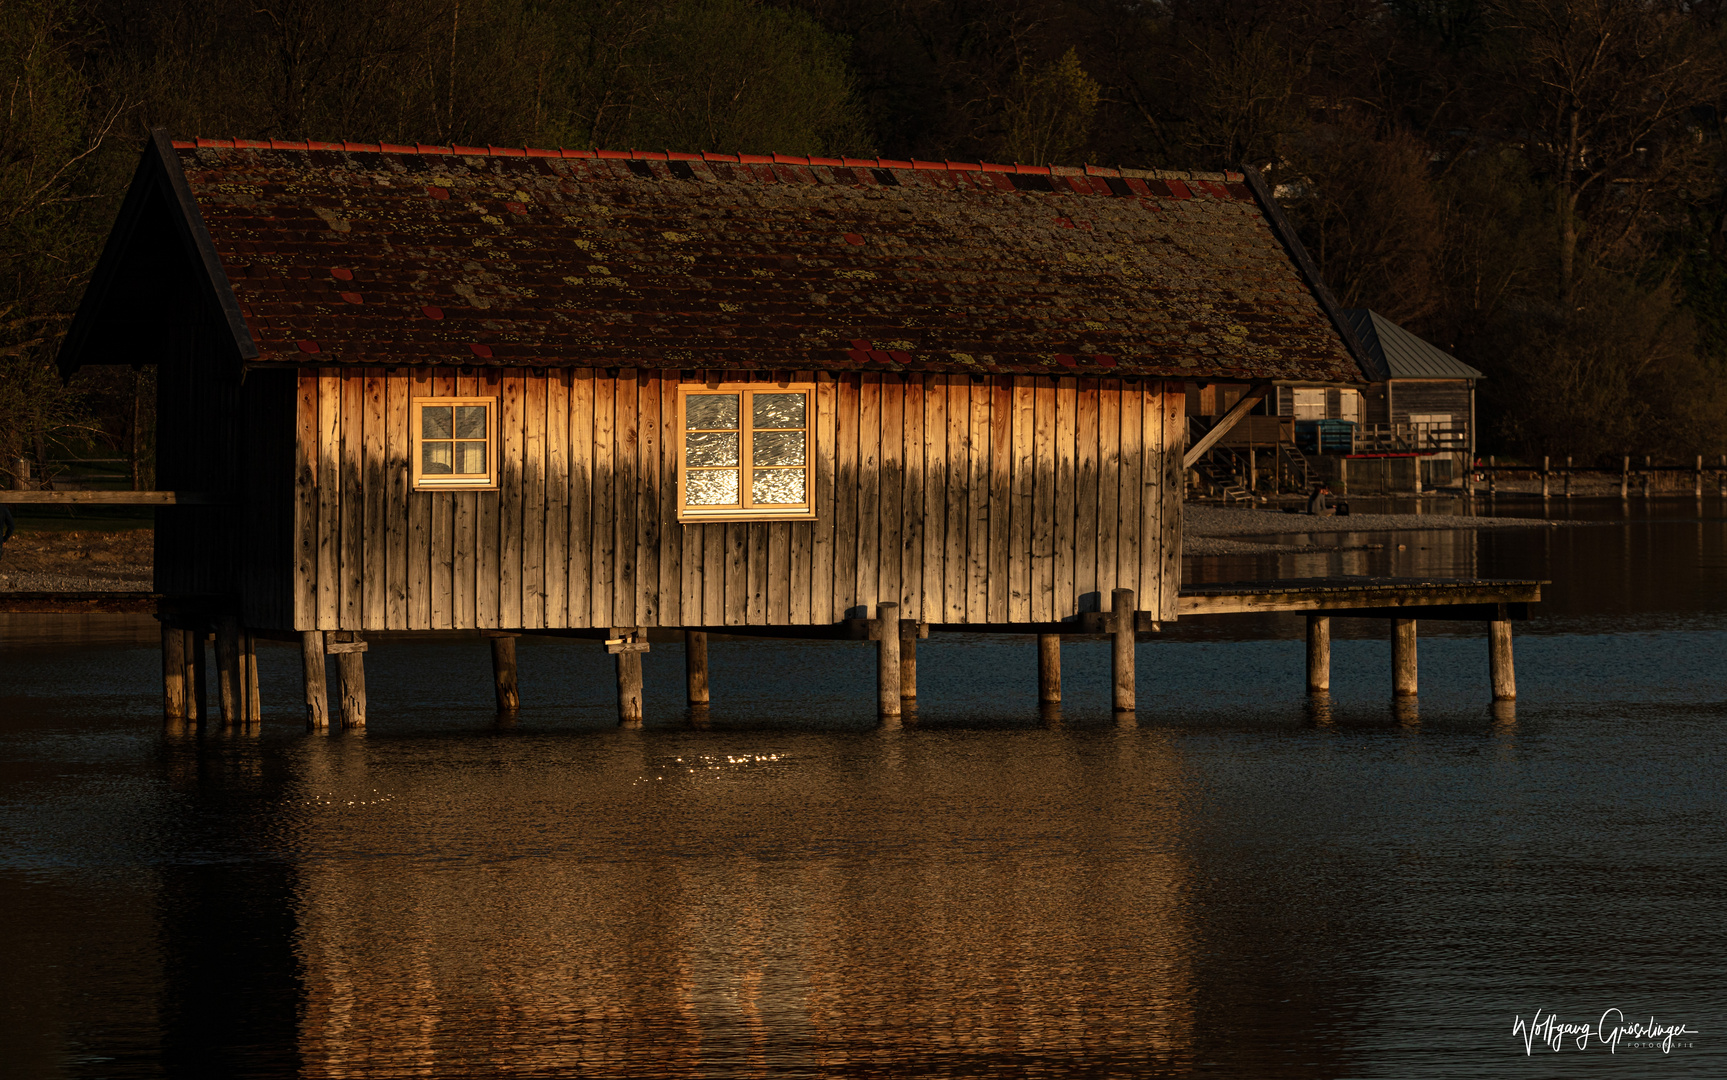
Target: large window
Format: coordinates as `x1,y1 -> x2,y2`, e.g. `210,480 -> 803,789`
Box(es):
678,384 -> 815,520
411,397 -> 497,490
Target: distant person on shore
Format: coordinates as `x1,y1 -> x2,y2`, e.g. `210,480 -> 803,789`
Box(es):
1307,484 -> 1335,517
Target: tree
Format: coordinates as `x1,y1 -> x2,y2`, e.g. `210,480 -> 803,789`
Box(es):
999,47 -> 1099,165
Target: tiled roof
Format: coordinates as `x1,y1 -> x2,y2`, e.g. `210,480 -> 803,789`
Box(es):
1342,310 -> 1484,381
64,133 -> 1370,383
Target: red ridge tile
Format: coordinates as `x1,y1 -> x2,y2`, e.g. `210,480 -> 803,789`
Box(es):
631,150 -> 668,160
234,138 -> 270,149
596,149 -> 630,160
737,153 -> 772,164
525,146 -> 558,158
912,159 -> 946,170
561,148 -> 596,158
452,144 -> 487,156
343,141 -> 380,152
306,140 -> 343,151
171,139 -> 196,149
416,143 -> 453,155
378,142 -> 415,154
269,139 -> 307,150
876,158 -> 913,169
979,162 -> 1015,172
946,161 -> 981,171
808,156 -> 843,166
667,151 -> 701,161
489,146 -> 525,157
1014,164 -> 1051,175
771,153 -> 809,165
703,152 -> 739,163
841,157 -> 875,167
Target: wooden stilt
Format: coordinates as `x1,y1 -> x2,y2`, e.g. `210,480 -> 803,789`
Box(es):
189,630 -> 207,723
876,602 -> 900,717
162,623 -> 186,721
611,627 -> 644,725
335,635 -> 367,728
899,622 -> 918,700
491,635 -> 520,712
1489,617 -> 1516,701
685,630 -> 709,704
244,631 -> 260,722
300,631 -> 329,728
215,616 -> 242,726
1305,615 -> 1330,695
1541,455 -> 1550,500
1391,618 -> 1418,697
1111,588 -> 1135,712
1037,633 -> 1061,703
1620,455 -> 1630,500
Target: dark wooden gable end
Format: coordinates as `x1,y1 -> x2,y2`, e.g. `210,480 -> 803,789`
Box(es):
59,134 -> 1370,634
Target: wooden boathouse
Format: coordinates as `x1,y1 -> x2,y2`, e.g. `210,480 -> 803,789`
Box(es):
46,130 -> 1531,726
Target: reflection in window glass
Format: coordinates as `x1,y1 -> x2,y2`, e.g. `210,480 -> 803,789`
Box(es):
687,470 -> 740,505
752,393 -> 805,429
752,430 -> 805,467
423,442 -> 453,474
456,441 -> 487,473
686,431 -> 740,468
454,405 -> 487,439
752,468 -> 805,504
687,394 -> 739,430
422,406 -> 453,439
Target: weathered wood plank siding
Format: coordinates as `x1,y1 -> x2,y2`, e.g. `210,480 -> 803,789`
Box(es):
286,369 -> 1183,630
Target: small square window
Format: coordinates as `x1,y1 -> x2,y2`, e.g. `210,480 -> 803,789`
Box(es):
411,397 -> 497,490
678,384 -> 815,520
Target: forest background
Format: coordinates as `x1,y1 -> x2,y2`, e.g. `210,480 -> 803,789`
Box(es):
6,0 -> 1727,487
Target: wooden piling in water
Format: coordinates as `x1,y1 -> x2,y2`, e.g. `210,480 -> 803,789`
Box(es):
1621,455 -> 1630,500
900,622 -> 918,700
189,631 -> 207,723
685,630 -> 709,704
215,616 -> 242,726
161,623 -> 186,720
1643,455 -> 1653,497
490,634 -> 520,712
300,631 -> 329,728
1037,633 -> 1062,703
611,628 -> 644,726
243,631 -> 260,723
332,633 -> 367,728
1541,456 -> 1550,500
876,602 -> 901,718
1697,455 -> 1705,499
1305,615 -> 1330,695
1112,588 -> 1135,712
1565,456 -> 1573,498
1489,618 -> 1516,701
1391,619 -> 1418,697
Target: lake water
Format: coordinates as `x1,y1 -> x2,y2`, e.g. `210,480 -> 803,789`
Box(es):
3,498 -> 1723,1077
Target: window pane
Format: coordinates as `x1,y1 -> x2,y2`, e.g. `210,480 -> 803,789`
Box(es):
422,441 -> 452,474
753,430 -> 805,467
455,440 -> 487,474
686,394 -> 739,430
686,469 -> 740,505
752,468 -> 805,504
685,430 -> 739,467
752,392 -> 805,429
421,405 -> 453,439
454,405 -> 487,439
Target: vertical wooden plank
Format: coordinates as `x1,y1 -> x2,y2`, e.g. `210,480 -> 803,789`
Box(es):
749,521 -> 770,624
987,376 -> 1013,623
635,371 -> 660,626
294,373 -> 319,629
1160,382 -> 1184,623
767,521 -> 791,624
613,369 -> 639,628
545,370 -> 568,628
878,374 -> 903,618
1097,379 -> 1120,601
922,374 -> 947,625
965,378 -> 990,623
1118,382 -> 1143,597
317,370 -> 341,630
518,373 -> 545,629
811,373 -> 837,625
1140,381 -> 1162,616
453,373 -> 478,629
1053,377 -> 1077,623
568,369 -> 593,628
499,372 -> 525,628
430,372 -> 456,630
676,377 -> 703,625
385,373 -> 409,629
834,374 -> 860,619
406,372 -> 433,630
475,369 -> 502,629
1075,378 -> 1100,609
591,372 -> 615,628
856,374 -> 882,613
701,525 -> 723,626
788,369 -> 815,625
362,370 -> 387,629
660,371 -> 681,628
944,378 -> 966,624
340,372 -> 365,630
1032,377 -> 1056,623
901,374 -> 924,618
724,522 -> 748,625
1008,377 -> 1034,623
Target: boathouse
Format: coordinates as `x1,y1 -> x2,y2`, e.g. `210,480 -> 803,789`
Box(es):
54,130 -> 1533,726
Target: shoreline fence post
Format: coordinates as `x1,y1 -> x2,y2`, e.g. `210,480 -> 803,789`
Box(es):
1489,612 -> 1516,702
1038,634 -> 1062,704
1112,588 -> 1136,712
876,603 -> 901,718
1306,615 -> 1330,695
490,634 -> 520,712
300,631 -> 329,728
1392,619 -> 1418,697
161,622 -> 186,722
685,630 -> 709,705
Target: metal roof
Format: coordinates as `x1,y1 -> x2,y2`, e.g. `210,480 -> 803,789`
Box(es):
60,130 -> 1374,384
1342,309 -> 1484,381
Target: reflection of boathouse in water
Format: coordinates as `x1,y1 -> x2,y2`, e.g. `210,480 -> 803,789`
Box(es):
50,131 -> 1535,726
